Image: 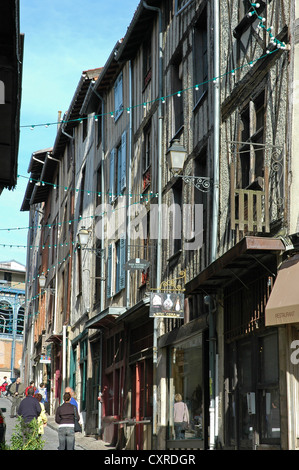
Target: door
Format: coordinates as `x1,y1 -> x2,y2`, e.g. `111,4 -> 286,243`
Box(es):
226,331 -> 280,449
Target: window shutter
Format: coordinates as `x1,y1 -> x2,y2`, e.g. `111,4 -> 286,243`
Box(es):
119,233 -> 126,290
109,149 -> 115,203
114,73 -> 123,120
107,243 -> 113,298
121,131 -> 127,192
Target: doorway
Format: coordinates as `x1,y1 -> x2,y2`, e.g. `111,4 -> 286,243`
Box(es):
226,330 -> 280,449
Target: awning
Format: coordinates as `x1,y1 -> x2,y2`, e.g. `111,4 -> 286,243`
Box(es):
265,254 -> 299,326
46,334 -> 62,344
185,236 -> 285,294
85,307 -> 126,329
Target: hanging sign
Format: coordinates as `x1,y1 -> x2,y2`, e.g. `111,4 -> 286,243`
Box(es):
149,292 -> 184,318
124,258 -> 150,271
40,354 -> 51,364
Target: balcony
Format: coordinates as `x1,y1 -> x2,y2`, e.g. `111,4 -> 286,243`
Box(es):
231,187 -> 269,234
230,142 -> 284,239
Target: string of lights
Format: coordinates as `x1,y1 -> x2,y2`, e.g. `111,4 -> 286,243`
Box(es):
19,44 -> 287,131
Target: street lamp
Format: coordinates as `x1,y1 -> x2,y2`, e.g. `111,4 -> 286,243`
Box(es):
38,274 -> 55,294
166,139 -> 211,192
78,227 -> 102,258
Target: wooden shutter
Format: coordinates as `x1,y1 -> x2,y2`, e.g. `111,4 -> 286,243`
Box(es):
119,233 -> 126,290
107,243 -> 113,298
109,149 -> 115,203
121,131 -> 127,192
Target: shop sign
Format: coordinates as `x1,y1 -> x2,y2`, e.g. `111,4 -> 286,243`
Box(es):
124,258 -> 150,271
149,292 -> 184,318
40,354 -> 51,364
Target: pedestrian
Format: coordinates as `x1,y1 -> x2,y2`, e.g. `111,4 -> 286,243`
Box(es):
17,387 -> 41,423
10,377 -> 26,418
35,393 -> 48,435
25,381 -> 36,396
55,391 -> 80,450
65,386 -> 78,410
173,393 -> 189,440
0,376 -> 8,397
35,382 -> 48,404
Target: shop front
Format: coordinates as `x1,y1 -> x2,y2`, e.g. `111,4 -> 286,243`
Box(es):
158,316 -> 209,450
185,236 -> 286,449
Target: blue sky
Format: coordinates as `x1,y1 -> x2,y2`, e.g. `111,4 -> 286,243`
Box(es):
0,0 -> 140,266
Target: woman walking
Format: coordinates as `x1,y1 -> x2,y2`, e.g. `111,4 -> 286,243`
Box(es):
55,391 -> 80,450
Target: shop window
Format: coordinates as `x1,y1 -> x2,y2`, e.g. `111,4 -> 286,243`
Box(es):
169,334 -> 204,440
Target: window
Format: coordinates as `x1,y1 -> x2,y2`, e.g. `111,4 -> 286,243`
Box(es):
143,124 -> 151,191
17,305 -> 25,335
82,115 -> 88,141
107,233 -> 126,298
143,36 -> 152,88
115,234 -> 126,294
117,132 -> 127,195
237,91 -> 265,189
193,8 -> 208,104
0,301 -> 13,334
170,179 -> 183,255
109,132 -> 127,202
79,166 -> 86,216
171,59 -> 184,135
114,72 -> 123,121
96,103 -> 102,146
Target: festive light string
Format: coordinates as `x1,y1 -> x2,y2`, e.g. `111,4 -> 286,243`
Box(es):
19,43 -> 288,131
0,191 -> 157,234
17,173 -> 158,200
248,3 -> 290,51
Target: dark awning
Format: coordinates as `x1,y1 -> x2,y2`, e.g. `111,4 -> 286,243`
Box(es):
265,254 -> 299,326
46,334 -> 62,344
85,307 -> 126,329
185,236 -> 285,295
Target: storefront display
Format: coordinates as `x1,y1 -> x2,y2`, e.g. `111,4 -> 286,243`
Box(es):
169,334 -> 204,440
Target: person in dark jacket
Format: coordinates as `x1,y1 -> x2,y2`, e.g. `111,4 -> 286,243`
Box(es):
55,391 -> 80,450
17,387 -> 41,423
10,377 -> 26,417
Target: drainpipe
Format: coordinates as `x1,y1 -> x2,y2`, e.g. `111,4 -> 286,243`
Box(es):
126,60 -> 133,308
142,1 -> 163,446
210,0 -> 220,450
62,324 -> 67,397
